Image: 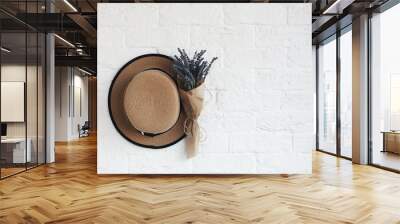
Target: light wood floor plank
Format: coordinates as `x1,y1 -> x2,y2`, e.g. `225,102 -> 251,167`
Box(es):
1,134 -> 400,223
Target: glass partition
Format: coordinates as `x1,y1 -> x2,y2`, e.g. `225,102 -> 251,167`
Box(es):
317,37 -> 337,154
339,29 -> 352,158
38,32 -> 45,165
316,27 -> 353,159
27,31 -> 38,169
0,1 -> 46,179
0,31 -> 28,177
370,3 -> 400,171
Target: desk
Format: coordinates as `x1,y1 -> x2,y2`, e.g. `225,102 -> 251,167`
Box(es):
382,131 -> 400,154
1,138 -> 31,163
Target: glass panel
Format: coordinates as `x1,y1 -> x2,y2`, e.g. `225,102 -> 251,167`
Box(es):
38,32 -> 45,165
27,31 -> 38,169
0,1 -> 46,179
1,31 -> 27,177
26,0 -> 39,169
318,37 -> 337,154
340,29 -> 352,158
371,4 -> 400,171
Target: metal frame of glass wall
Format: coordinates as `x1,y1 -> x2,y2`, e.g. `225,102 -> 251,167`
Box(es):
316,25 -> 352,161
0,0 -> 47,180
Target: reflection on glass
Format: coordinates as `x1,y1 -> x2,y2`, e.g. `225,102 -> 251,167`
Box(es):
1,32 -> 27,177
371,4 -> 400,171
27,32 -> 38,169
38,33 -> 46,165
340,30 -> 352,158
0,1 -> 47,179
318,38 -> 337,154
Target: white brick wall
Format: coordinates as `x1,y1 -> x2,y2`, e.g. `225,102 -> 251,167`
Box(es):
97,3 -> 313,174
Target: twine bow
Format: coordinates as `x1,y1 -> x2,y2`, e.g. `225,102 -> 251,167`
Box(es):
183,118 -> 196,137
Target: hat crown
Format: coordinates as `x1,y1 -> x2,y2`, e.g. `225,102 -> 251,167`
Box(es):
109,54 -> 186,148
123,69 -> 180,135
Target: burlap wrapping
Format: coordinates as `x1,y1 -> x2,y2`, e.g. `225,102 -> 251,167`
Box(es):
179,84 -> 205,158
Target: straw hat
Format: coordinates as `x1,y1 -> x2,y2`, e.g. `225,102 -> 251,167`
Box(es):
108,54 -> 186,148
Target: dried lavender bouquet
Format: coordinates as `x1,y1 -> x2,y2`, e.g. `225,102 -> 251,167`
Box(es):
172,48 -> 217,91
172,48 -> 218,158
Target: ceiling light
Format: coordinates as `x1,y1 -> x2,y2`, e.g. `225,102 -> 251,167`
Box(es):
54,34 -> 75,48
78,67 -> 93,76
76,48 -> 85,55
1,47 -> 11,53
63,0 -> 78,12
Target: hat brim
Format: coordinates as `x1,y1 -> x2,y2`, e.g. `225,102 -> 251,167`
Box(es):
108,54 -> 186,149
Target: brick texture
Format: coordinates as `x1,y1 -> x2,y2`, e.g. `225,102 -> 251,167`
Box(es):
97,3 -> 313,174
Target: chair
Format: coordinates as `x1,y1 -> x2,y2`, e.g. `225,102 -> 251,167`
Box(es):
79,121 -> 90,138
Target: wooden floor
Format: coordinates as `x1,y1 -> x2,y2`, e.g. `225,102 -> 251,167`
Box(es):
0,167 -> 26,178
1,135 -> 400,224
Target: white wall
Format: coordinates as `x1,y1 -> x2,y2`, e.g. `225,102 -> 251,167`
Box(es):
1,65 -> 41,138
55,67 -> 89,141
55,67 -> 69,141
72,73 -> 89,137
1,66 -> 26,136
97,3 -> 313,174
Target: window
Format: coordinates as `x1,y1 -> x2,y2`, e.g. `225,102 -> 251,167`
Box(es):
370,3 -> 400,171
317,27 -> 353,159
318,37 -> 337,155
340,29 -> 352,158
